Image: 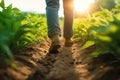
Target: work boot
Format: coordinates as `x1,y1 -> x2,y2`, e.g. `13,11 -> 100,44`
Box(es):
64,38 -> 73,47
49,35 -> 61,53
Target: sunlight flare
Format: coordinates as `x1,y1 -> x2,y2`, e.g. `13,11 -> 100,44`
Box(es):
74,0 -> 95,12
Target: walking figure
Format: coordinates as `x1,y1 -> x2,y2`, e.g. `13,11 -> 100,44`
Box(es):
45,0 -> 74,53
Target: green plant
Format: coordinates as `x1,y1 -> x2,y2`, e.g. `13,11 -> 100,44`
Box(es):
0,0 -> 24,60
0,0 -> 47,64
73,3 -> 120,59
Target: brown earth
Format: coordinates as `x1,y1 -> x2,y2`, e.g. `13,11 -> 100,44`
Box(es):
0,38 -> 120,80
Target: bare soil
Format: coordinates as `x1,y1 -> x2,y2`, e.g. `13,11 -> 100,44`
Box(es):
0,39 -> 120,80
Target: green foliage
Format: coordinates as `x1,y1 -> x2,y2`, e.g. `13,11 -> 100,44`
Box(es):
90,6 -> 120,58
73,18 -> 93,41
80,41 -> 95,51
21,13 -> 47,46
0,0 -> 5,9
73,3 -> 120,59
115,0 -> 120,4
0,0 -> 47,64
95,0 -> 115,10
0,0 -> 24,60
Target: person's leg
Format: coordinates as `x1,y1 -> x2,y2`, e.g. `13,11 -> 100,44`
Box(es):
45,0 -> 61,53
45,0 -> 61,38
63,0 -> 74,46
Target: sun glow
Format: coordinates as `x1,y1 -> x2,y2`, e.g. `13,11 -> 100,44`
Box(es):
74,0 -> 95,12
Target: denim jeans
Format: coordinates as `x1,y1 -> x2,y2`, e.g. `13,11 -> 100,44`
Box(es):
45,0 -> 74,39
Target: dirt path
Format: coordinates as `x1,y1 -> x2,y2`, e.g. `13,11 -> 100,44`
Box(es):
0,39 -> 120,80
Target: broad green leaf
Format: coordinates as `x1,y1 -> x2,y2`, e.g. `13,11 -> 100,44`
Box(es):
1,44 -> 13,60
6,4 -> 12,11
80,41 -> 95,50
0,0 -> 5,9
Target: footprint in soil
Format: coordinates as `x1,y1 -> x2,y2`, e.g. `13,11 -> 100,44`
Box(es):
27,42 -> 84,80
46,47 -> 80,80
33,47 -> 79,80
28,51 -> 59,80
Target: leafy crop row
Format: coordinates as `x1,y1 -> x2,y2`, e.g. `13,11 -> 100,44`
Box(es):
0,0 -> 47,63
73,3 -> 120,59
